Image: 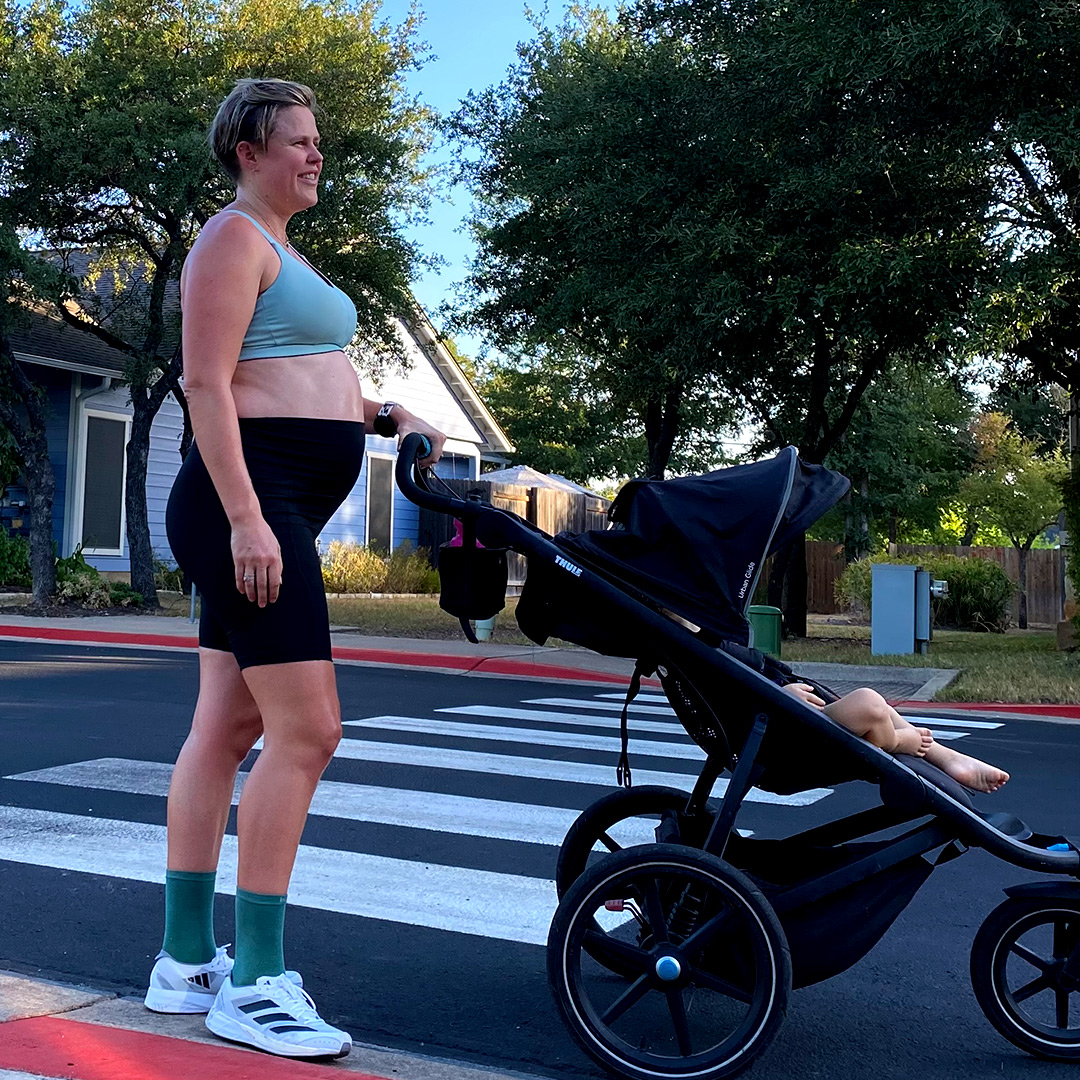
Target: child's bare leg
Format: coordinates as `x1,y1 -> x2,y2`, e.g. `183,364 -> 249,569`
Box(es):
822,688 -> 930,756
887,704 -> 1009,794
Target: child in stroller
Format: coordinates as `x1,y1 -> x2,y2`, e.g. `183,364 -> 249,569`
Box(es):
780,681 -> 1010,793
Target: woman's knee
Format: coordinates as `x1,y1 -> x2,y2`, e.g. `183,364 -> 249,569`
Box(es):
269,710 -> 342,767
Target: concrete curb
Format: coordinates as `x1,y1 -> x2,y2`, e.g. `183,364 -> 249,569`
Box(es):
0,970 -> 554,1080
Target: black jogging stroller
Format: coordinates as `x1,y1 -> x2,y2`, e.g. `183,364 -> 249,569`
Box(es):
396,435 -> 1080,1080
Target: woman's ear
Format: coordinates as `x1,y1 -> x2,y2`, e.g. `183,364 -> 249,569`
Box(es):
235,140 -> 260,173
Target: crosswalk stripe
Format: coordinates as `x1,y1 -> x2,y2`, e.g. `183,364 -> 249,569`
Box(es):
440,705 -> 683,734
595,692 -> 670,704
901,715 -> 1003,730
324,737 -> 832,806
347,715 -> 703,760
6,758 -> 661,848
525,697 -> 676,716
0,806 -> 555,945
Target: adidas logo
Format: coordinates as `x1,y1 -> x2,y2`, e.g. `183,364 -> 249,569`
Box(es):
186,972 -> 213,989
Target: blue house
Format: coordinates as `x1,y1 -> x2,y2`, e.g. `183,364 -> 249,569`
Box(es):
2,305 -> 513,578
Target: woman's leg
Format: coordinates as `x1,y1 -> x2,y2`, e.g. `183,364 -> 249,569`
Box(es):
228,657 -> 342,983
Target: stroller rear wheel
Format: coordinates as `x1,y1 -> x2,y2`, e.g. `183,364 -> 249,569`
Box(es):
971,895 -> 1080,1062
548,843 -> 791,1080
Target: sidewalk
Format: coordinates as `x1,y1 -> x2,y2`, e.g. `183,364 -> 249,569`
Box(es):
0,969 -> 543,1080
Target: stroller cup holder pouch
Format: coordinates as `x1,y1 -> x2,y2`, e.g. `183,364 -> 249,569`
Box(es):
436,497 -> 508,643
394,435 -> 1080,1080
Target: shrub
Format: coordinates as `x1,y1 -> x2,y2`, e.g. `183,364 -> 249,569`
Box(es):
321,540 -> 388,593
836,554 -> 1014,633
55,545 -> 98,586
56,573 -> 111,608
385,542 -> 440,594
107,581 -> 144,607
154,556 -> 184,592
0,527 -> 31,587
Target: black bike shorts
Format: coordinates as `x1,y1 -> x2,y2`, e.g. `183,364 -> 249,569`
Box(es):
165,417 -> 365,669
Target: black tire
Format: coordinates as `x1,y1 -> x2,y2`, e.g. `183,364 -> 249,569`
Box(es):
548,843 -> 791,1080
556,785 -> 717,899
971,895 -> 1080,1062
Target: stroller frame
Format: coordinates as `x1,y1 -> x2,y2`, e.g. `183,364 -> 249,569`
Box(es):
396,436 -> 1080,1080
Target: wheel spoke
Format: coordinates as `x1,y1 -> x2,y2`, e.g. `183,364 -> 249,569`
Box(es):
584,928 -> 650,973
666,988 -> 693,1056
598,831 -> 622,854
599,973 -> 651,1025
1056,989 -> 1072,1030
1013,974 -> 1051,1003
680,907 -> 734,959
642,878 -> 670,945
686,964 -> 753,1004
1011,943 -> 1052,973
1053,917 -> 1079,960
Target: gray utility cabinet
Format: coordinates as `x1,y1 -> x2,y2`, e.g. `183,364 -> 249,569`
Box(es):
871,563 -> 946,655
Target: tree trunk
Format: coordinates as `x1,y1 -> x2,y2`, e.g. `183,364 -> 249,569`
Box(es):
643,385 -> 683,480
23,442 -> 56,605
888,511 -> 898,546
125,390 -> 160,608
1018,542 -> 1030,630
766,540 -> 792,611
783,534 -> 808,638
0,348 -> 56,604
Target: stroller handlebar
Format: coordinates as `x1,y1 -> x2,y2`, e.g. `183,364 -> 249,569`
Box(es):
395,432 -> 471,516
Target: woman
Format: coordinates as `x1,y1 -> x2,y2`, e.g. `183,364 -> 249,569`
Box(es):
146,78 -> 445,1060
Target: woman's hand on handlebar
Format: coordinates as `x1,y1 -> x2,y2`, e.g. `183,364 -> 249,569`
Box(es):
395,411 -> 446,468
230,515 -> 282,608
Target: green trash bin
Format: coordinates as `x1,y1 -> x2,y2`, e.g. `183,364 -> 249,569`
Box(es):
747,605 -> 782,657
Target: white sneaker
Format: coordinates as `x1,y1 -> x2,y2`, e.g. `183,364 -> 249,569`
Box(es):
205,973 -> 351,1059
144,945 -> 235,1013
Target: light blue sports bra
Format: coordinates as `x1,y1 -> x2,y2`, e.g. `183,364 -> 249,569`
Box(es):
224,210 -> 358,361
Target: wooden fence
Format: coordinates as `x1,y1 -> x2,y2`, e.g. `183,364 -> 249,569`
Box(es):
417,480 -> 609,592
805,541 -> 1064,626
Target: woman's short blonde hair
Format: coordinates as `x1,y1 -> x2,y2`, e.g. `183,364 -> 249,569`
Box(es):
209,78 -> 317,182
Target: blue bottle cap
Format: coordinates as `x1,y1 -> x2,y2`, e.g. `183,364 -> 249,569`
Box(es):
1047,842 -> 1071,852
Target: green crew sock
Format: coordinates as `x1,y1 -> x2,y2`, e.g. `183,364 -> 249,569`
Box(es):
161,869 -> 218,965
232,887 -> 288,987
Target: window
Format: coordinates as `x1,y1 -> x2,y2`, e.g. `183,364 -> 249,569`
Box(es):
81,414 -> 127,552
366,455 -> 394,554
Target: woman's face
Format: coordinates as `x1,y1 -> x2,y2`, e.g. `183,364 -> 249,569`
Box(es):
239,105 -> 323,211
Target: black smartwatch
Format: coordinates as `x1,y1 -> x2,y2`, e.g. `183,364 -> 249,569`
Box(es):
372,401 -> 401,437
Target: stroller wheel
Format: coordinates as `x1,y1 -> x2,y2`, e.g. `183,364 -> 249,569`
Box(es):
548,843 -> 790,1080
557,786 -> 717,899
557,786 -> 719,980
971,895 -> 1080,1061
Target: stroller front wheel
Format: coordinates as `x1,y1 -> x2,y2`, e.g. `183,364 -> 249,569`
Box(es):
548,843 -> 791,1080
971,895 -> 1080,1061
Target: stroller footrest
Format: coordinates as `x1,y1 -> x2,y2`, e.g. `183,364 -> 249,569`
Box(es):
979,811 -> 1032,842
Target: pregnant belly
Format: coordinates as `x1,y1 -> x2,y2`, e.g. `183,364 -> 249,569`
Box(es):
230,350 -> 365,422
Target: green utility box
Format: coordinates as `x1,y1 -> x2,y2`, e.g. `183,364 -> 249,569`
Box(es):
747,605 -> 782,657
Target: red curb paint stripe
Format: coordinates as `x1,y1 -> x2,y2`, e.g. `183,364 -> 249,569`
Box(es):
893,700 -> 1080,718
0,623 -> 656,686
0,625 -> 197,649
0,1015 -> 385,1080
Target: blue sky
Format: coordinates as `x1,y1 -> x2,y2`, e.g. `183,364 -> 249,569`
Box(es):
375,2 -> 616,355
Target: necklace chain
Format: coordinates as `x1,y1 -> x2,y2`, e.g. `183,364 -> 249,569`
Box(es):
234,204 -> 291,248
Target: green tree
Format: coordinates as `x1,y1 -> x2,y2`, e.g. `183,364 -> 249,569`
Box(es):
823,367 -> 975,558
957,413 -> 1066,629
3,0 -> 433,605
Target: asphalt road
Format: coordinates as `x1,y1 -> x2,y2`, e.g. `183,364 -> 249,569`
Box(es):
0,639 -> 1078,1080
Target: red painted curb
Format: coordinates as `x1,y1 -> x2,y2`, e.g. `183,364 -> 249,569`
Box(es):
0,624 -> 652,686
0,1015 -> 384,1080
894,700 -> 1080,718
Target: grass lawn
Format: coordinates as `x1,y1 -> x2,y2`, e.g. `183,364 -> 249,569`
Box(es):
325,595 -> 537,645
783,619 -> 1080,704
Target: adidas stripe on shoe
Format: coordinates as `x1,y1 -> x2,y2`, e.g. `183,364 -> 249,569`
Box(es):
144,945 -> 234,1014
205,973 -> 351,1059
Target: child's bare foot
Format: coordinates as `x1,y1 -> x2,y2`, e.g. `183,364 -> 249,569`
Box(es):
895,726 -> 933,757
937,751 -> 1010,794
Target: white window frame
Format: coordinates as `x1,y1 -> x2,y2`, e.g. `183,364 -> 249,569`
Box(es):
73,406 -> 130,557
365,451 -> 396,551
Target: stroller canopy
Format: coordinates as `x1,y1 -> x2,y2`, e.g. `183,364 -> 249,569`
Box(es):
559,447 -> 850,644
